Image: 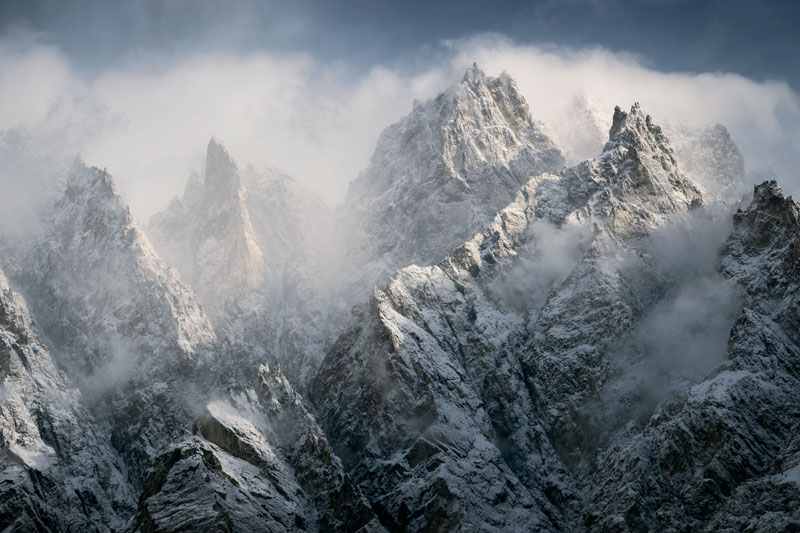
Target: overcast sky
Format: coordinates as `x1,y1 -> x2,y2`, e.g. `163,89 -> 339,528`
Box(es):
3,0 -> 799,87
1,0 -> 798,222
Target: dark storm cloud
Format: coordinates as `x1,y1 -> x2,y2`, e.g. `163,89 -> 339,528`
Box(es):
2,0 -> 798,88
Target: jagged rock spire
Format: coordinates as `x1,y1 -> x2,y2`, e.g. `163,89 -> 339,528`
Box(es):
605,103 -> 675,166
204,137 -> 240,196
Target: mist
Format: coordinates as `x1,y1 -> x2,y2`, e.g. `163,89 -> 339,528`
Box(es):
488,219 -> 593,316
595,209 -> 743,429
1,29 -> 798,235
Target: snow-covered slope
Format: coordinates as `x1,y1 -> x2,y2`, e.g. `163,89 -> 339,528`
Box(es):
2,65 -> 796,532
130,364 -> 384,532
2,158 -> 387,531
309,101 -> 799,531
584,181 -> 800,531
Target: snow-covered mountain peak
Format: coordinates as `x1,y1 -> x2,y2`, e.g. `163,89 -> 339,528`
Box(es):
148,138 -> 338,318
747,179 -> 795,217
63,156 -> 119,203
546,103 -> 703,239
454,65 -> 534,134
461,62 -> 486,84
662,121 -> 745,206
147,139 -> 336,386
724,180 -> 799,280
21,161 -> 216,375
605,103 -> 673,161
608,102 -> 641,139
4,160 -> 219,488
341,68 -> 565,290
154,136 -> 266,311
548,96 -> 745,206
4,59 -> 800,531
548,92 -> 613,164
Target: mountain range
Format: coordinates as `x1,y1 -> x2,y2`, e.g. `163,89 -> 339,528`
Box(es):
1,66 -> 797,532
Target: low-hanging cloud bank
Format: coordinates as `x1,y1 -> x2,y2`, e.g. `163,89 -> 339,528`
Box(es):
0,32 -> 798,228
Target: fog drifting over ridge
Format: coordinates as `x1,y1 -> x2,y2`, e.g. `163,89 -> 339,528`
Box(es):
1,31 -> 798,226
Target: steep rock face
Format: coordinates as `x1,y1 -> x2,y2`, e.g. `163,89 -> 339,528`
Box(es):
216,167 -> 336,387
3,62 -> 793,532
705,419 -> 800,532
518,104 -> 704,473
311,103 -> 703,531
131,365 -> 383,533
312,195 -> 580,531
149,140 -> 332,311
0,267 -> 134,531
583,182 -> 800,531
584,310 -> 800,532
8,160 -> 216,486
127,436 -> 308,533
253,365 -> 382,532
341,65 -> 565,294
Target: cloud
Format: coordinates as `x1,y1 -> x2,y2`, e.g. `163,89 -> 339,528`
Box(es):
0,34 -> 452,224
488,219 -> 593,315
591,209 -> 743,429
0,31 -> 798,230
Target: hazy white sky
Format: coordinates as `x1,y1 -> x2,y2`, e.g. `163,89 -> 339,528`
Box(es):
0,25 -> 798,225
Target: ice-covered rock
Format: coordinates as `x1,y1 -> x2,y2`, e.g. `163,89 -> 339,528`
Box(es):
548,92 -> 745,207
583,181 -> 800,531
311,102 -> 707,530
1,63 -> 794,532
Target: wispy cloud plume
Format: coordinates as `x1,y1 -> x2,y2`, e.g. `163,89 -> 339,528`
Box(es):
0,31 -> 798,229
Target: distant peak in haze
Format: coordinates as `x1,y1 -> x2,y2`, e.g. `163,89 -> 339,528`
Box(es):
63,158 -> 117,201
204,136 -> 239,194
